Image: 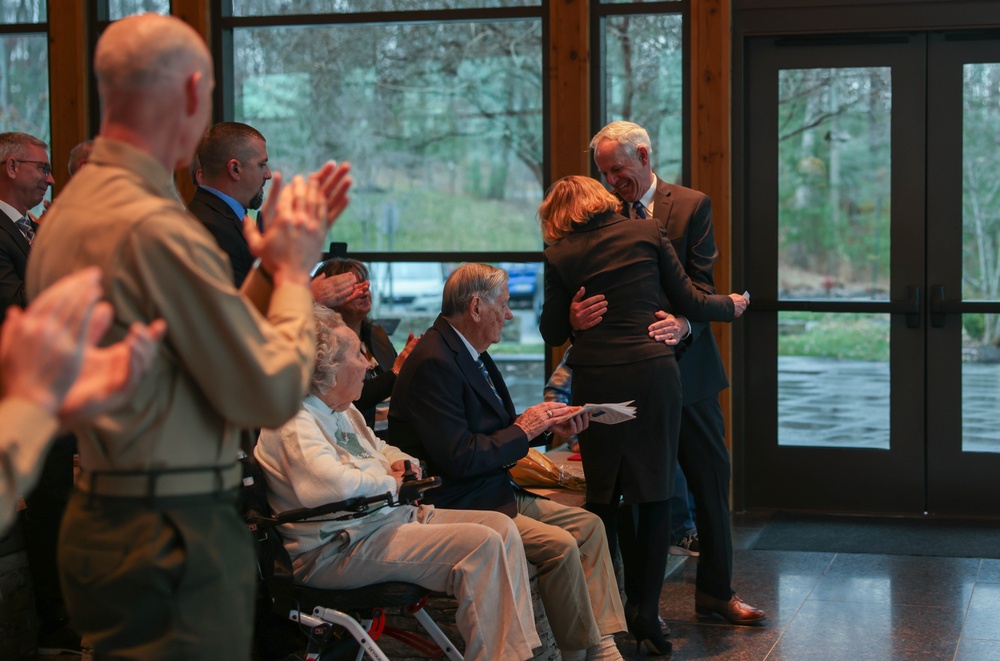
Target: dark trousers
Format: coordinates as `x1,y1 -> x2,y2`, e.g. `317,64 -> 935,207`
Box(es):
59,488 -> 255,660
676,394 -> 734,600
21,434 -> 76,629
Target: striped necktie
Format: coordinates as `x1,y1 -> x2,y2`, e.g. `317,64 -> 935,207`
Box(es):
14,215 -> 34,244
632,200 -> 647,219
476,356 -> 503,405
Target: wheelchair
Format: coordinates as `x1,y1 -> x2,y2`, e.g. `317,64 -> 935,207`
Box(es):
240,453 -> 464,661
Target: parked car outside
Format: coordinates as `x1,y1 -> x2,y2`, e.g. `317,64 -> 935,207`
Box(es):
501,262 -> 543,312
369,262 -> 447,312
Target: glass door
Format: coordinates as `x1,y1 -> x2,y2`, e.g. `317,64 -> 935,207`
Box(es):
741,31 -> 1000,515
925,32 -> 1000,515
743,34 -> 927,513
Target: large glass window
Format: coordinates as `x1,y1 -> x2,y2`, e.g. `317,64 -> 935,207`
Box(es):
233,19 -> 543,252
109,0 -> 169,18
232,0 -> 539,15
777,67 -> 892,300
0,0 -> 46,22
601,12 -> 684,184
0,0 -> 49,142
597,4 -> 685,185
777,311 -> 890,449
219,1 -> 688,401
0,0 -> 49,215
774,67 -> 893,451
600,0 -> 680,4
222,2 -> 546,397
0,33 -> 48,142
961,63 -> 1000,454
362,259 -> 542,411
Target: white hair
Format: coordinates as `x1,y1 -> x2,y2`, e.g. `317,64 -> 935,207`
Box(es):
589,121 -> 652,161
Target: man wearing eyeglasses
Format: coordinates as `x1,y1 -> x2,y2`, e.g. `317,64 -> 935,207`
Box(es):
0,131 -> 54,325
0,131 -> 72,655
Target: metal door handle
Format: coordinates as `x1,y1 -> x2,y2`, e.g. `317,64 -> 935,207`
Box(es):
929,284 -> 947,328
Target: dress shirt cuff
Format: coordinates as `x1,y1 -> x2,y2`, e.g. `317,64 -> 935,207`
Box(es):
679,316 -> 692,340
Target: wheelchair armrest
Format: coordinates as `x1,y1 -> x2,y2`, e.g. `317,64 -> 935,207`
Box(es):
396,476 -> 442,506
272,493 -> 394,525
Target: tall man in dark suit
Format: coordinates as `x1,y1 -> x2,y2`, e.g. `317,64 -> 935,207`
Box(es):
574,120 -> 765,624
0,131 -> 53,324
188,122 -> 271,287
389,263 -> 627,661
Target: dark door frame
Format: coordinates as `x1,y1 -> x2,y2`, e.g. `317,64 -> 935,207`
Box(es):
731,0 -> 1000,513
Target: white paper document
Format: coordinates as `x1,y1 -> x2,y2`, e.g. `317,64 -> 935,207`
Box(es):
553,400 -> 636,425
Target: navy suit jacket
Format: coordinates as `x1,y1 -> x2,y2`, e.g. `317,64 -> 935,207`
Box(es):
647,177 -> 730,406
388,315 -> 529,516
0,213 -> 30,324
187,187 -> 254,287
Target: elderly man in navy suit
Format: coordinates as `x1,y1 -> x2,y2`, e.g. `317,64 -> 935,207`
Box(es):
389,263 -> 627,661
574,120 -> 764,625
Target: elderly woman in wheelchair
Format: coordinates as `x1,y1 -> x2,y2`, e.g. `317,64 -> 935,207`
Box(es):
254,305 -> 541,661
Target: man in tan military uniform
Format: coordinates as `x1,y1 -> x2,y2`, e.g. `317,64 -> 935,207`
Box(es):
26,14 -> 351,660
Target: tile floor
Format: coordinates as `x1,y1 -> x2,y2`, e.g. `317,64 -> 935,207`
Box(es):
636,512 -> 1000,661
37,510 -> 1000,660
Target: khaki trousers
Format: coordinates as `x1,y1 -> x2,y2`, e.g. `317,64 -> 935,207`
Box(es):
514,492 -> 627,651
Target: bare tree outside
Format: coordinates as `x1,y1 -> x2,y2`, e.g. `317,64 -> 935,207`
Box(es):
234,19 -> 544,252
109,0 -> 170,18
232,0 -> 540,15
603,13 -> 684,185
0,0 -> 49,145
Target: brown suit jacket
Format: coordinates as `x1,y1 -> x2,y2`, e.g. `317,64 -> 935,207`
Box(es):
648,177 -> 730,406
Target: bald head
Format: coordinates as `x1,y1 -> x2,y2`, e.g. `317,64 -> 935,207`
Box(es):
94,14 -> 214,171
95,13 -> 210,94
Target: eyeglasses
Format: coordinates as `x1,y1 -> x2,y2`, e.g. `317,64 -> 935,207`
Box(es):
14,159 -> 52,177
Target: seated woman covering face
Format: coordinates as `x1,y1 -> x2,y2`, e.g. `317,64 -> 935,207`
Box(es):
311,258 -> 420,432
255,306 -> 540,661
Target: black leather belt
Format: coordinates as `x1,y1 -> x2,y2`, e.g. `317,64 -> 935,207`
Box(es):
77,463 -> 242,498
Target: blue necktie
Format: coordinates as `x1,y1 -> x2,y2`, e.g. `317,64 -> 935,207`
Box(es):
632,201 -> 647,219
476,356 -> 503,405
14,215 -> 34,244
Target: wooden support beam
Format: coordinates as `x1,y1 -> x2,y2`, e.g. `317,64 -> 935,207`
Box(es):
547,0 -> 590,373
47,0 -> 89,196
549,0 -> 590,182
545,0 -> 597,375
691,0 -> 735,449
171,0 -> 211,203
172,0 -> 210,45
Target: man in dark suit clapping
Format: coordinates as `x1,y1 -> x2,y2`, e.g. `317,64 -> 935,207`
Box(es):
188,122 -> 271,287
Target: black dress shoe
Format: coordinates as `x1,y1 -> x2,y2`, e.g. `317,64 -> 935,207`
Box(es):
695,592 -> 766,625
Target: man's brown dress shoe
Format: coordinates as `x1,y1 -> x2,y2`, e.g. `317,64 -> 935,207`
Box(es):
695,592 -> 766,625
